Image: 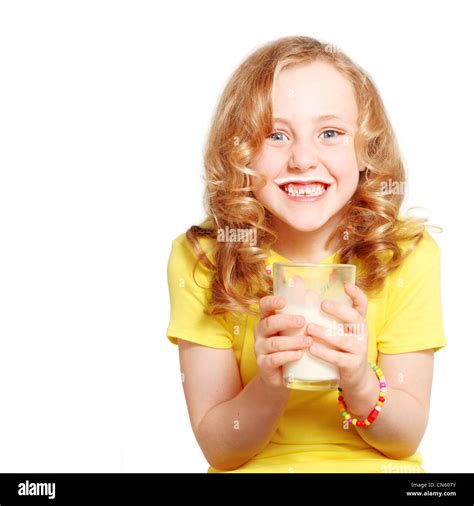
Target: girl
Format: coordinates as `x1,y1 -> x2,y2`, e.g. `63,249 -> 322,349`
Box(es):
166,35 -> 446,473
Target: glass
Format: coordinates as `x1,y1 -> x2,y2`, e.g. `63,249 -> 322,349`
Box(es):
273,263 -> 356,391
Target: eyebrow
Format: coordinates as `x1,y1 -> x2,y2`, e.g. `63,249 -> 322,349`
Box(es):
273,114 -> 346,125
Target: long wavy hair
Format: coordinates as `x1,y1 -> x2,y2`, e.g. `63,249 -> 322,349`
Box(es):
185,35 -> 440,317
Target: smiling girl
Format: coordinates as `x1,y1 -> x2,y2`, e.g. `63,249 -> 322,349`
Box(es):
166,35 -> 446,473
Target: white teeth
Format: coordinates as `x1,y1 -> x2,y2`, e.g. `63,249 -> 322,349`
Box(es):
283,183 -> 327,197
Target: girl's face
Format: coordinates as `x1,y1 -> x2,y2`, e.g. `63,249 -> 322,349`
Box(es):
251,60 -> 362,233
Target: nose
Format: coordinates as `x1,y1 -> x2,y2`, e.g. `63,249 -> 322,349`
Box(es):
288,137 -> 320,172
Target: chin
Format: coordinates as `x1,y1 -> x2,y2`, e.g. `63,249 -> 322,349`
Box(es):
276,215 -> 330,233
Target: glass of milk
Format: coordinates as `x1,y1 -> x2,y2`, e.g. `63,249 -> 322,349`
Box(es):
273,263 -> 356,391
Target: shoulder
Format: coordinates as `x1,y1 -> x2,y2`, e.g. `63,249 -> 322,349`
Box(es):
381,228 -> 442,297
167,230 -> 217,288
169,230 -> 216,263
397,229 -> 441,272
166,231 -> 235,349
376,227 -> 446,354
169,232 -> 192,260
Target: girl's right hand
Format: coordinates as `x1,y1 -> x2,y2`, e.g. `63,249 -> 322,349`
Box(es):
254,295 -> 312,389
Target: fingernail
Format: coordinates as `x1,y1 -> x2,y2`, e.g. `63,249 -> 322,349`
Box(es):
305,336 -> 312,345
307,323 -> 315,333
310,344 -> 317,353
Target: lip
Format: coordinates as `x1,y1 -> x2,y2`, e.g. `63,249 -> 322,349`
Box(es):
278,183 -> 330,202
274,177 -> 333,186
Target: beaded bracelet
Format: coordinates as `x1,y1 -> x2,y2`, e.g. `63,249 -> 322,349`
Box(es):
337,361 -> 387,428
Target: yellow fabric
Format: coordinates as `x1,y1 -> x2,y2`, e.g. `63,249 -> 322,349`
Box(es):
166,230 -> 446,473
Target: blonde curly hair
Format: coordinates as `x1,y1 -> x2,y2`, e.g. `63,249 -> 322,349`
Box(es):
185,35 -> 440,317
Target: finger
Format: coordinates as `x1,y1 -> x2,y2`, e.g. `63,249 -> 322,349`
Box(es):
307,322 -> 366,338
257,334 -> 312,355
306,323 -> 358,354
259,312 -> 306,338
259,295 -> 286,320
344,282 -> 368,317
262,349 -> 304,369
309,341 -> 348,368
320,298 -> 361,325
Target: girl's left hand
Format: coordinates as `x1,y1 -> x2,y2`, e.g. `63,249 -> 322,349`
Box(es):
306,282 -> 371,392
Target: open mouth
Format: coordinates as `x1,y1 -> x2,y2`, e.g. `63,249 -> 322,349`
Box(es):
278,182 -> 329,198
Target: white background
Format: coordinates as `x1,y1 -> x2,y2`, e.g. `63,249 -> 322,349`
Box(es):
0,0 -> 473,472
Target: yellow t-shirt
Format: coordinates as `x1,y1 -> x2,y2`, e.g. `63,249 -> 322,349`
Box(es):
166,229 -> 446,473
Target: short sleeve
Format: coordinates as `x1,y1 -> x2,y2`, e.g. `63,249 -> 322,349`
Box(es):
377,231 -> 447,354
166,233 -> 233,349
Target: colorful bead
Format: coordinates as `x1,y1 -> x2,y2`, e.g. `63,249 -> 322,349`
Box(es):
337,361 -> 387,429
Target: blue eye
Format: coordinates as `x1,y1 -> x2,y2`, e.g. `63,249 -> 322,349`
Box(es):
320,130 -> 341,139
268,131 -> 289,142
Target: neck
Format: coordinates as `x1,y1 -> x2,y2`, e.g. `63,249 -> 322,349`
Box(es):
271,211 -> 343,264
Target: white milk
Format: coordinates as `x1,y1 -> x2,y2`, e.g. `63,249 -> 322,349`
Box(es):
273,264 -> 356,391
280,303 -> 342,391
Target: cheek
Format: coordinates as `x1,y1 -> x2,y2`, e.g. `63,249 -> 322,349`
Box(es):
250,147 -> 288,200
251,146 -> 287,178
324,147 -> 360,185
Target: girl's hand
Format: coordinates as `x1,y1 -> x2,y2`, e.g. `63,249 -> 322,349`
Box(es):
254,295 -> 312,389
306,282 -> 372,392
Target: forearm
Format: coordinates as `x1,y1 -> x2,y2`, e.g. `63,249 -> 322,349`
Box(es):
196,374 -> 290,470
342,365 -> 428,459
